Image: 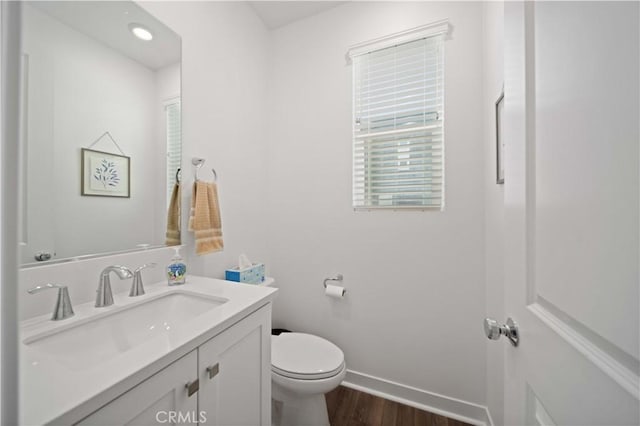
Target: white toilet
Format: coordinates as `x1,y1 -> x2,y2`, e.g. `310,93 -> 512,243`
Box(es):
271,332 -> 346,426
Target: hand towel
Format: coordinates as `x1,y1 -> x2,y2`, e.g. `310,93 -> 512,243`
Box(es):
190,180 -> 224,255
165,182 -> 181,246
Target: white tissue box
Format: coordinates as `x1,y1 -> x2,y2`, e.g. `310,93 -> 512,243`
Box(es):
225,263 -> 265,284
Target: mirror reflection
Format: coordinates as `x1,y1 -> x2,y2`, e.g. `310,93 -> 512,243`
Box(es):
19,1 -> 182,266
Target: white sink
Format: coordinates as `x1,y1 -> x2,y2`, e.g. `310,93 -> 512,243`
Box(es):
23,291 -> 227,370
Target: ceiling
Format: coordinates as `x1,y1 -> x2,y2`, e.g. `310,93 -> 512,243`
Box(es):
248,1 -> 345,29
30,1 -> 181,70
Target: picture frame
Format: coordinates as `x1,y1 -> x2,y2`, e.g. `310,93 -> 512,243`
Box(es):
81,148 -> 130,197
495,90 -> 505,184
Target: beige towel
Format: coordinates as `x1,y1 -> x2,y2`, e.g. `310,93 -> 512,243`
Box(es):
189,181 -> 223,255
165,182 -> 181,246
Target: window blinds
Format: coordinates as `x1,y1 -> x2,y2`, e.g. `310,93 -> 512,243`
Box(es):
352,34 -> 444,209
165,99 -> 181,207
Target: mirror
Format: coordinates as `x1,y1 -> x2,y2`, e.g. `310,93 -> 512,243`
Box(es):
19,1 -> 181,266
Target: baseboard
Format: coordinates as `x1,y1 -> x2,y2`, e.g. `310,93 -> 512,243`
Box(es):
341,370 -> 493,426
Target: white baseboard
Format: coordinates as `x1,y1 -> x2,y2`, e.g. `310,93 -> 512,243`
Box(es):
341,370 -> 493,426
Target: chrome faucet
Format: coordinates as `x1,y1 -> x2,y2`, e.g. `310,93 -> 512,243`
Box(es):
28,283 -> 75,321
96,265 -> 133,307
129,263 -> 157,297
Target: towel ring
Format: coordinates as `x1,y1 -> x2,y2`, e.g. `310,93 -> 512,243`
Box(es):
175,167 -> 181,183
192,158 -> 217,182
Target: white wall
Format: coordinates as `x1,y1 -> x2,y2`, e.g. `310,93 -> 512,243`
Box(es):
482,2 -> 505,425
266,1 -> 487,406
156,63 -> 180,101
137,2 -> 271,279
21,4 -> 161,263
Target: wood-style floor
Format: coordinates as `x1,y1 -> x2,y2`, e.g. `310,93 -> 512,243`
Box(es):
325,386 -> 472,426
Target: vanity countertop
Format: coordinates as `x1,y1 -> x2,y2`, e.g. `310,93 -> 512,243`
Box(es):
19,276 -> 277,425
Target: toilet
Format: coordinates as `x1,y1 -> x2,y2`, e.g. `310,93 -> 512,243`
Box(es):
271,332 -> 346,426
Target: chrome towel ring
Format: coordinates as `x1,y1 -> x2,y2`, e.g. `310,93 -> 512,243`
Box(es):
192,157 -> 217,182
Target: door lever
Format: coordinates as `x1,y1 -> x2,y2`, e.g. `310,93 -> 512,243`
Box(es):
484,317 -> 519,347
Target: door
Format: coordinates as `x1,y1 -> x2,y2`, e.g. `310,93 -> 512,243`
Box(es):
198,304 -> 272,426
77,351 -> 198,426
502,2 -> 639,425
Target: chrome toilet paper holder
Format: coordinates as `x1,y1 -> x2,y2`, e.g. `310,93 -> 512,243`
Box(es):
323,274 -> 344,288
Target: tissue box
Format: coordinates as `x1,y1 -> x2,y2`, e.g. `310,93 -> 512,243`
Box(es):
225,263 -> 265,284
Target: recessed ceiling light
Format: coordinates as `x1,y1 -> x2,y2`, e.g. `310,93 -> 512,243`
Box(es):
128,23 -> 153,41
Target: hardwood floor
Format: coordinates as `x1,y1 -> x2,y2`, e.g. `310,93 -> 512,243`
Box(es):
325,386 -> 472,426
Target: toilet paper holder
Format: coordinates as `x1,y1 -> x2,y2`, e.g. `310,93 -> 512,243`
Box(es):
323,274 -> 344,288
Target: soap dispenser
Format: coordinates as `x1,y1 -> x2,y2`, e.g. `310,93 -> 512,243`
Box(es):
167,247 -> 186,285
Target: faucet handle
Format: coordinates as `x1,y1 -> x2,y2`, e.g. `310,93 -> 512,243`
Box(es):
28,283 -> 64,294
28,283 -> 75,321
130,263 -> 157,297
134,263 -> 157,274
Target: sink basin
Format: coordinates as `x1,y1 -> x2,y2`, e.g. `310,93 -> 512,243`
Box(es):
23,291 -> 227,370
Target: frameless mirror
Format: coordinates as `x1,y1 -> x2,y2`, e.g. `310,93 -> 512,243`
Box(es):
19,1 -> 181,266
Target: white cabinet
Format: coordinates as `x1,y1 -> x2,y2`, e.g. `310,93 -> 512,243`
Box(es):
77,351 -> 198,426
77,304 -> 271,426
198,304 -> 271,426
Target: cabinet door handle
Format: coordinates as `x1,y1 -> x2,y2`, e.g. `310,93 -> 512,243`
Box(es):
185,379 -> 199,397
206,363 -> 220,380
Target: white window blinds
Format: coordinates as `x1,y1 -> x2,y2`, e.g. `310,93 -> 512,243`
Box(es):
165,99 -> 181,207
352,32 -> 444,209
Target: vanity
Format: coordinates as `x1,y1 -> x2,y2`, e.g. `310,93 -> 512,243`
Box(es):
20,276 -> 276,425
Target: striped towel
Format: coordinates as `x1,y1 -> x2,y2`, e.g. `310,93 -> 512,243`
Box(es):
189,181 -> 223,255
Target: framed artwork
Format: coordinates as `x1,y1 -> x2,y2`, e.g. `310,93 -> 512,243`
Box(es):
495,90 -> 505,184
81,148 -> 130,197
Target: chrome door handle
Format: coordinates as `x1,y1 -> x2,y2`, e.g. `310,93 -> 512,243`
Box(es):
484,317 -> 519,347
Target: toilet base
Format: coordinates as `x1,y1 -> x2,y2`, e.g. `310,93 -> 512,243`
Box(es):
271,392 -> 329,426
270,343 -> 346,426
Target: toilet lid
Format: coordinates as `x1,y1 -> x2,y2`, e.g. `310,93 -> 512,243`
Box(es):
272,333 -> 344,380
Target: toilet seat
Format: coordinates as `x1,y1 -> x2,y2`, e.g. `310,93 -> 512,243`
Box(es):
272,361 -> 345,380
272,333 -> 344,380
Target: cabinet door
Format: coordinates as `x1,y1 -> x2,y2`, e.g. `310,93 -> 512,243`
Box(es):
77,351 -> 199,426
198,304 -> 271,426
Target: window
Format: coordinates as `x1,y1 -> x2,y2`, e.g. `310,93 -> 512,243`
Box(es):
351,23 -> 446,209
165,98 -> 181,206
